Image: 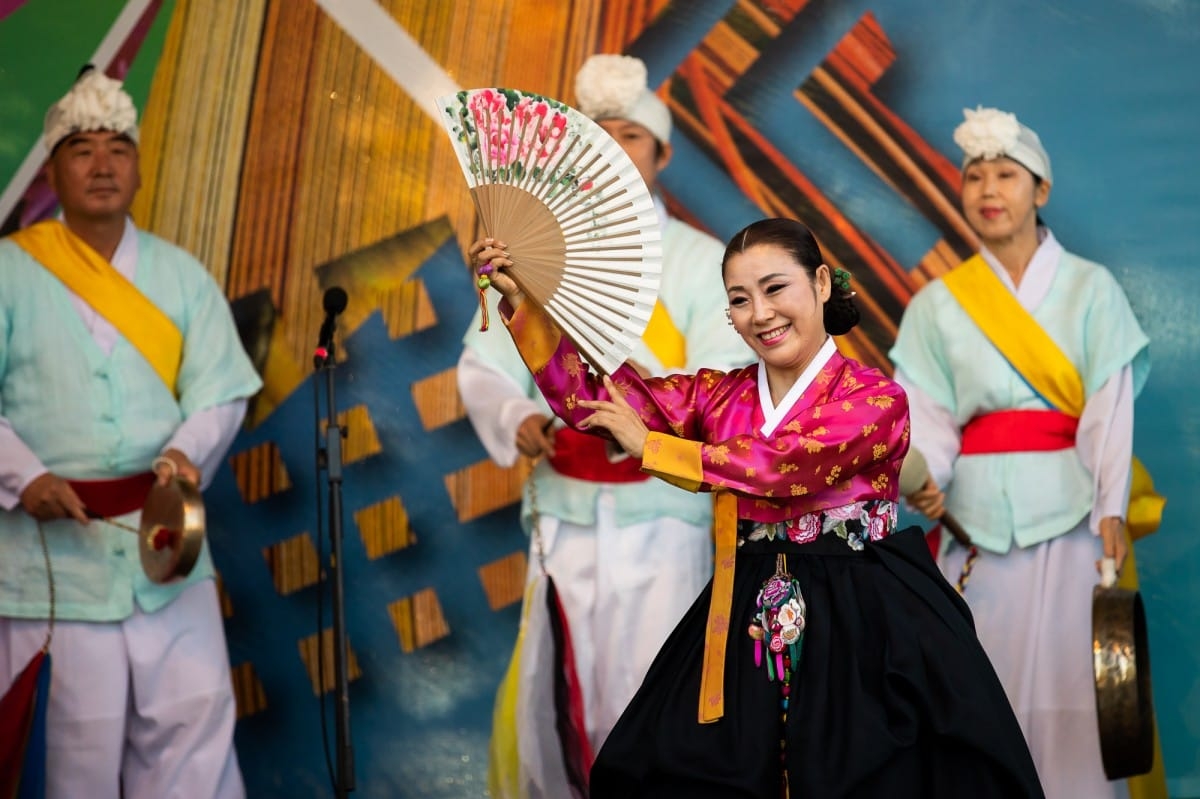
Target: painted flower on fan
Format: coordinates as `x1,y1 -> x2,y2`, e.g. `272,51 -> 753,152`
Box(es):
953,106 -> 1022,162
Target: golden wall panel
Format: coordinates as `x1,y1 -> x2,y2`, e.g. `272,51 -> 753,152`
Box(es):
444,458 -> 527,524
388,588 -> 451,653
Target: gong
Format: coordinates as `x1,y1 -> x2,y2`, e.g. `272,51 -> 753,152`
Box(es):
1092,559 -> 1155,780
138,476 -> 206,585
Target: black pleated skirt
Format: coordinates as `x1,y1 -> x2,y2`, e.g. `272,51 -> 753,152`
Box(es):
590,527 -> 1044,798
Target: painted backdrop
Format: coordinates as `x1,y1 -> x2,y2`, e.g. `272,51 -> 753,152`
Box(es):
1,0 -> 1198,796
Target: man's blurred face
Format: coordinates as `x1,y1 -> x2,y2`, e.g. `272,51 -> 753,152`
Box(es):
46,130 -> 141,224
598,118 -> 671,193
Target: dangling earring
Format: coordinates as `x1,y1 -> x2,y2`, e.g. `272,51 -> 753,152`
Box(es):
724,307 -> 734,326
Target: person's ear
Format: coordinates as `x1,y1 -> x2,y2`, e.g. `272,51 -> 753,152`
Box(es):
655,140 -> 673,173
1035,179 -> 1051,208
815,264 -> 832,303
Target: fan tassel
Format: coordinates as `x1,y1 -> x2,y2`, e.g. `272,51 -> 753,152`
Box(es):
477,285 -> 490,332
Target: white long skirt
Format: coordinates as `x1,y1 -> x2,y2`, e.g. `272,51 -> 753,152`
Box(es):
496,488 -> 712,798
0,579 -> 244,799
942,523 -> 1128,799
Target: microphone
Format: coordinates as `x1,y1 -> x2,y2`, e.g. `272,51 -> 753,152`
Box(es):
898,448 -> 972,546
314,286 -> 348,367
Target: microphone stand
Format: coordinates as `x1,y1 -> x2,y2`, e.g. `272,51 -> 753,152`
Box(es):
315,336 -> 355,797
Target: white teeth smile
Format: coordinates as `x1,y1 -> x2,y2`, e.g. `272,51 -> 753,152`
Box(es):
759,325 -> 789,343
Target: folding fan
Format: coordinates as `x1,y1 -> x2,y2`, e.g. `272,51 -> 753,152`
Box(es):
437,87 -> 663,374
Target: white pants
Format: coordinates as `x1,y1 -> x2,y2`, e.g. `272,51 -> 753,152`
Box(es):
943,525 -> 1128,799
529,489 -> 712,753
0,579 -> 244,799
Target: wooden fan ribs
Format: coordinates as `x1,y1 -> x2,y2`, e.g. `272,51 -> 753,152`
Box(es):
439,87 -> 663,373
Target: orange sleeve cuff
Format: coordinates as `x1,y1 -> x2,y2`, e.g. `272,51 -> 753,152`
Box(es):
641,431 -> 704,492
502,299 -> 561,374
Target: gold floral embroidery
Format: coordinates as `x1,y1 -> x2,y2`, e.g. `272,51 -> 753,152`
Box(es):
812,406 -> 822,419
866,395 -> 895,409
645,438 -> 663,454
838,442 -> 848,453
811,425 -> 828,437
705,444 -> 731,465
817,367 -> 835,385
872,474 -> 891,492
670,421 -> 686,437
840,374 -> 862,391
861,422 -> 878,437
803,438 -> 823,454
841,400 -> 854,412
873,443 -> 888,460
565,395 -> 578,411
745,467 -> 757,478
562,352 -> 585,377
736,439 -> 753,451
852,456 -> 860,466
779,462 -> 799,473
790,484 -> 808,496
825,465 -> 842,485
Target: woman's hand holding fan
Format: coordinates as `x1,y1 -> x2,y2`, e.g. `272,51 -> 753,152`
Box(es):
468,237 -> 519,303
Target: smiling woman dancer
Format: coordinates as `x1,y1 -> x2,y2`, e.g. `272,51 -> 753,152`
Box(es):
470,217 -> 1043,798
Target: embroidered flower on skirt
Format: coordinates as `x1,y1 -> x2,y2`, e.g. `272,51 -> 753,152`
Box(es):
737,499 -> 898,551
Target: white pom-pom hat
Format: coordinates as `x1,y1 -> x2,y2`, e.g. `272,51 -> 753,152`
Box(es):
43,66 -> 140,153
574,54 -> 672,145
953,106 -> 1051,183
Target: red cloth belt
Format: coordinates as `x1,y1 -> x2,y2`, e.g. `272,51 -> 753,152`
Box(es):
67,472 -> 156,518
546,427 -> 649,483
960,409 -> 1079,455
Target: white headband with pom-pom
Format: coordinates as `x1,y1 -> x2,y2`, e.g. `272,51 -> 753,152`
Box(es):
44,67 -> 140,153
953,106 -> 1051,183
574,54 -> 671,145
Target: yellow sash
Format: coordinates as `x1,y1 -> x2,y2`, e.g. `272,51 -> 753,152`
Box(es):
9,220 -> 182,395
943,254 -> 1167,798
639,301 -> 735,722
942,255 -> 1163,538
642,299 -> 687,370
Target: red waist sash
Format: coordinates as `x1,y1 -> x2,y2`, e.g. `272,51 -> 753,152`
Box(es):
960,409 -> 1078,455
68,472 -> 156,518
546,427 -> 649,483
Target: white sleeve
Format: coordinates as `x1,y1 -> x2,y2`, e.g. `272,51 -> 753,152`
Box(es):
0,416 -> 48,511
162,399 -> 249,490
457,346 -> 543,468
1076,366 -> 1134,534
894,368 -> 961,490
